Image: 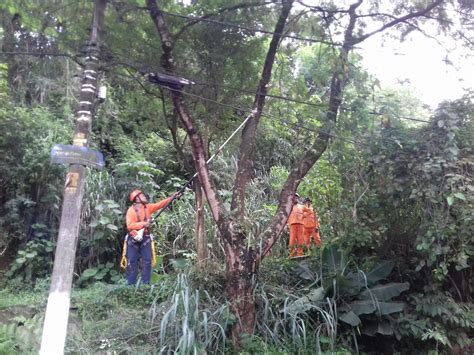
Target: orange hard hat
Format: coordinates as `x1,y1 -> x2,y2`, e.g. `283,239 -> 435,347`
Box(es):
129,189 -> 143,202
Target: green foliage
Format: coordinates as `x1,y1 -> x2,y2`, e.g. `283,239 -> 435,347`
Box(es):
327,97 -> 473,352
0,94 -> 70,254
77,262 -> 121,287
77,172 -> 124,281
395,285 -> 473,351
0,314 -> 42,354
0,323 -> 17,355
5,239 -> 54,284
284,247 -> 409,340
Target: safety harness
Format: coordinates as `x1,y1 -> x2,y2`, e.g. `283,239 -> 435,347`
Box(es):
120,204 -> 157,269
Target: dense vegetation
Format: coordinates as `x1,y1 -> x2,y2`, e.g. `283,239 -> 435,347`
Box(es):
0,0 -> 472,353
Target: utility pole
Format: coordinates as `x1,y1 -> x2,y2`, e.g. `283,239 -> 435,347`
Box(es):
40,1 -> 108,354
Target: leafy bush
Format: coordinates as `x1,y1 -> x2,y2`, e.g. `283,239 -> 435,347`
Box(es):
269,247 -> 409,352
5,239 -> 54,284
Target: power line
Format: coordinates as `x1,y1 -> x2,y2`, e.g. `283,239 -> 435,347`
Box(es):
162,10 -> 343,47
188,78 -> 430,124
152,84 -> 404,149
104,56 -> 431,126
193,79 -> 328,108
111,59 -> 430,124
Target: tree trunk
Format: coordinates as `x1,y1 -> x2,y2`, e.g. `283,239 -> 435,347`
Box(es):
195,180 -> 207,266
221,224 -> 258,345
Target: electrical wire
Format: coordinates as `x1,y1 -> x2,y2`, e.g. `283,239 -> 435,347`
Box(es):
193,78 -> 430,123
162,10 -> 343,47
107,55 -> 431,124
133,79 -> 404,150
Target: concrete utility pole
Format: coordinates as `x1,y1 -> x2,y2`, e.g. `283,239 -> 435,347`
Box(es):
40,1 -> 108,353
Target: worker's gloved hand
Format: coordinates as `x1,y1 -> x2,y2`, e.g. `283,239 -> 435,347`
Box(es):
134,228 -> 144,242
173,191 -> 183,199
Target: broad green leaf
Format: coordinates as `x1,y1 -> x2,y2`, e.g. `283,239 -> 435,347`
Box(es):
453,192 -> 466,201
365,261 -> 394,284
107,224 -> 118,231
378,301 -> 406,315
447,196 -> 454,206
94,231 -> 105,240
343,300 -> 406,316
94,272 -> 106,280
344,300 -> 376,315
308,287 -> 326,302
339,311 -> 361,326
81,268 -> 98,279
359,282 -> 409,301
361,321 -> 393,336
99,216 -> 111,225
25,252 -> 37,259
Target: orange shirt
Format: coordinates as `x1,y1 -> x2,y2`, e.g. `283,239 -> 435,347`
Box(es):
288,203 -> 305,225
303,206 -> 319,229
126,196 -> 174,232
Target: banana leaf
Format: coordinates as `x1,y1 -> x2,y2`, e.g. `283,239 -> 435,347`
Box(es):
365,260 -> 394,284
339,310 -> 361,326
359,282 -> 409,301
361,321 -> 393,336
342,300 -> 406,316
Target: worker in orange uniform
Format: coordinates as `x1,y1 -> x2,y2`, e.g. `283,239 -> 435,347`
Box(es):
303,197 -> 321,249
288,193 -> 305,257
124,189 -> 181,285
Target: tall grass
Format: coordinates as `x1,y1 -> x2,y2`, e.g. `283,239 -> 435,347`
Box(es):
151,274 -> 230,354
255,282 -> 338,354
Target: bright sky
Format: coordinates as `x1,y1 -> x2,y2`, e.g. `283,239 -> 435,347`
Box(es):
296,0 -> 473,109
357,31 -> 473,109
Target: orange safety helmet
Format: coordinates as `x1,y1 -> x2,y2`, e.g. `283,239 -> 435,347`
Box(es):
129,189 -> 143,203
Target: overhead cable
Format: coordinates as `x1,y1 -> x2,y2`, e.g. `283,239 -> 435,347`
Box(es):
162,10 -> 344,47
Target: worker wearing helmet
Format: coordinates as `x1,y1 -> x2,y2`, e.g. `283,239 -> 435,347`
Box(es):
303,197 -> 321,249
288,193 -> 305,257
124,189 -> 180,285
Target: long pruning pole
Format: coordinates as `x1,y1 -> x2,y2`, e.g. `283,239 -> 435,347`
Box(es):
153,110 -> 255,220
40,1 -> 107,354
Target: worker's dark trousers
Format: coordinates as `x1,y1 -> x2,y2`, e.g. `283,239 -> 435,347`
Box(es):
126,236 -> 152,285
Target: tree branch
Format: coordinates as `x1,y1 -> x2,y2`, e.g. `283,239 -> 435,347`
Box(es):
175,1 -> 273,39
230,0 -> 293,220
353,0 -> 444,44
147,0 -> 221,223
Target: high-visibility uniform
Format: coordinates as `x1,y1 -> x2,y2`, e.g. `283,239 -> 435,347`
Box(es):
288,203 -> 305,257
303,205 -> 321,248
124,196 -> 174,285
